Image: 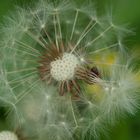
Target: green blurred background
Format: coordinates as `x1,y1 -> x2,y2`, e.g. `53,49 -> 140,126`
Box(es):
0,0 -> 140,140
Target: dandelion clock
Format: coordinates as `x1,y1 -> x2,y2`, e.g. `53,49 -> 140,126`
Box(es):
0,0 -> 140,140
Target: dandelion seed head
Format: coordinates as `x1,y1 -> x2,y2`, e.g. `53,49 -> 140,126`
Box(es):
0,0 -> 139,140
50,53 -> 80,81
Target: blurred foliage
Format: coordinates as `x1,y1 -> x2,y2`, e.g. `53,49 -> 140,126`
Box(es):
0,0 -> 140,140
